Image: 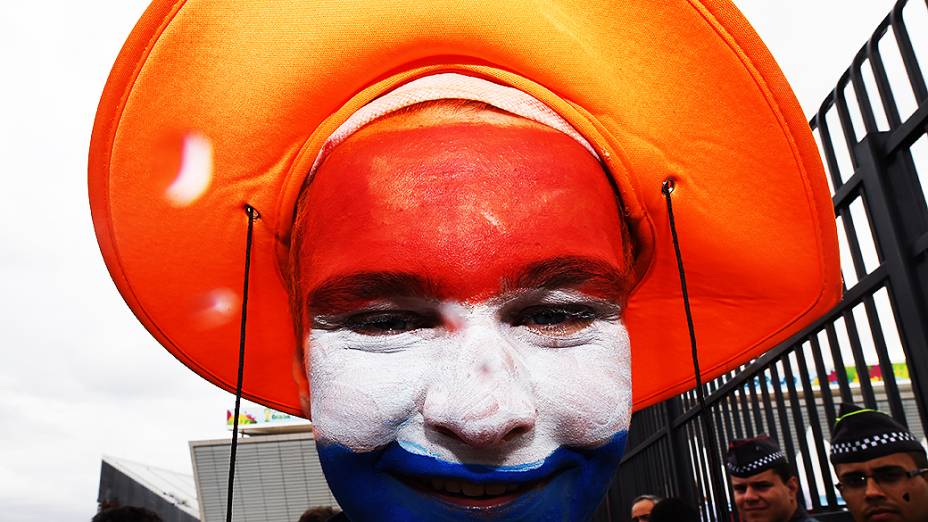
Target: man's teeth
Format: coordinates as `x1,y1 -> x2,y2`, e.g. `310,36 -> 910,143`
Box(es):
428,479 -> 521,497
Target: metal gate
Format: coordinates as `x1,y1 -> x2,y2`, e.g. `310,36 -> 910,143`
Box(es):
600,0 -> 928,519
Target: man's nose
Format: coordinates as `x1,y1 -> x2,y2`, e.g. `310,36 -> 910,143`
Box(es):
423,325 -> 536,448
863,477 -> 886,500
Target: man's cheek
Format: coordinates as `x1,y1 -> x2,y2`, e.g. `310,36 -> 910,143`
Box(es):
531,324 -> 631,446
308,332 -> 429,451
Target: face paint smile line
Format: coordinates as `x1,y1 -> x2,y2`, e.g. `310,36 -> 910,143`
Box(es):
375,436 -> 622,484
398,440 -> 545,472
382,443 -> 577,512
317,432 -> 629,521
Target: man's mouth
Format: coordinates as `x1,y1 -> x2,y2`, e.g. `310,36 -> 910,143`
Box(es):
395,473 -> 551,508
865,506 -> 901,521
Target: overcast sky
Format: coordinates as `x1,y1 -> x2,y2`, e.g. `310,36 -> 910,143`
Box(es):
0,1 -> 912,520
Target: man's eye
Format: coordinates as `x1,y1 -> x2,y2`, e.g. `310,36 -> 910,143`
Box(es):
514,305 -> 597,335
344,311 -> 435,335
733,485 -> 747,493
874,468 -> 907,484
839,473 -> 868,488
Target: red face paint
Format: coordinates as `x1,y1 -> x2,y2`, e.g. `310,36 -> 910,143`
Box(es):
297,113 -> 636,521
296,116 -> 628,306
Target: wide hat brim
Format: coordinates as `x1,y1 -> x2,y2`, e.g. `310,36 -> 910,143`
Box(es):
89,0 -> 841,416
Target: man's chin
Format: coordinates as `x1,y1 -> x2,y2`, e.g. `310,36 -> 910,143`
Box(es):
316,431 -> 628,521
739,508 -> 774,522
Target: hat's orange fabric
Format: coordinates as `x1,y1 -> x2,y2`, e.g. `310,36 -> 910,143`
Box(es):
89,0 -> 842,416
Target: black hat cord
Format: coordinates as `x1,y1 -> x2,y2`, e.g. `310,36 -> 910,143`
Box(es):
662,179 -> 728,518
226,204 -> 260,522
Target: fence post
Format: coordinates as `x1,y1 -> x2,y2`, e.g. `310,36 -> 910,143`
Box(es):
852,131 -> 928,428
666,397 -> 699,506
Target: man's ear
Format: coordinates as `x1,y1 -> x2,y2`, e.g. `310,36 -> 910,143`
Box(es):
787,475 -> 800,496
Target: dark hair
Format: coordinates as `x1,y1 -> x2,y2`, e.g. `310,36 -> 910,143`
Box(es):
909,450 -> 928,470
769,460 -> 797,484
649,497 -> 699,522
298,506 -> 340,522
92,506 -> 163,522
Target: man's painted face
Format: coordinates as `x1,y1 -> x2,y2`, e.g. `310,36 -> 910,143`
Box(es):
294,109 -> 632,521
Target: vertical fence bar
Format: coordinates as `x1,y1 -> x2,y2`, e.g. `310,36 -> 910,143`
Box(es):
746,376 -> 766,436
841,309 -> 878,407
867,20 -> 905,128
795,341 -> 838,506
668,397 -> 699,506
736,381 -> 754,438
709,398 -> 733,520
850,55 -> 881,135
769,363 -> 800,468
809,334 -> 839,431
889,5 -> 928,101
717,379 -> 739,443
815,104 -> 847,191
825,322 -> 855,403
863,294 -> 909,423
759,369 -> 780,440
781,355 -> 818,509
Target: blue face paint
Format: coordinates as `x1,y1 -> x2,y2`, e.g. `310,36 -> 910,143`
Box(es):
317,431 -> 627,522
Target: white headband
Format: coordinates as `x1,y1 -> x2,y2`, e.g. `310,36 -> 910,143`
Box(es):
309,72 -> 599,177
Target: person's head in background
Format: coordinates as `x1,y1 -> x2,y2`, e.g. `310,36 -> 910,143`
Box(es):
831,403 -> 928,522
91,506 -> 163,522
726,436 -> 804,522
648,497 -> 699,522
298,506 -> 340,522
631,493 -> 662,522
288,80 -> 637,522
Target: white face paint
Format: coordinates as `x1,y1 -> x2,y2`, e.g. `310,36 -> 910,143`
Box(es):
308,289 -> 631,468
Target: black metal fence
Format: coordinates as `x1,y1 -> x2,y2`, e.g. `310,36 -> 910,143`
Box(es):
601,0 -> 928,520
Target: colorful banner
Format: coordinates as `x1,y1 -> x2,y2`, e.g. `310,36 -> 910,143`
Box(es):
817,362 -> 910,387
750,362 -> 911,390
225,407 -> 306,427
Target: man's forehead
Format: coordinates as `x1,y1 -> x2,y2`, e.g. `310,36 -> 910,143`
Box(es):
837,452 -> 918,472
296,107 -> 630,302
732,469 -> 781,485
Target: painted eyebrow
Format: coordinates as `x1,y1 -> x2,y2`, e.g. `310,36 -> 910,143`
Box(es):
307,256 -> 629,315
307,272 -> 439,315
510,256 -> 630,304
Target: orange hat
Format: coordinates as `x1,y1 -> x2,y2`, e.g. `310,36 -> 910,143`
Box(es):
89,0 -> 841,416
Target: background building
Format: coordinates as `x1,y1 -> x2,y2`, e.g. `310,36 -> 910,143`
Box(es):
96,408 -> 339,522
189,408 -> 339,522
96,456 -> 199,522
